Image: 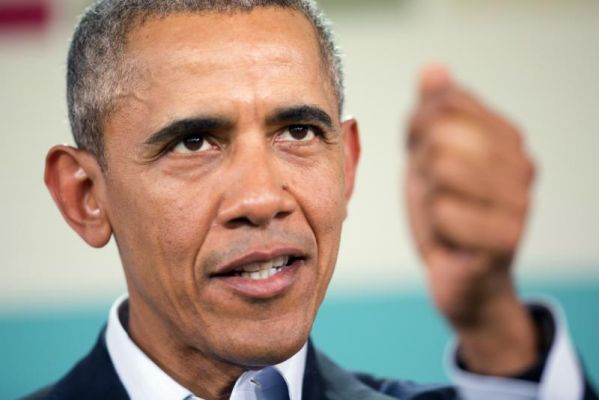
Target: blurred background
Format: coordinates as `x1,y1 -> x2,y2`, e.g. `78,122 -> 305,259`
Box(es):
1,0 -> 598,397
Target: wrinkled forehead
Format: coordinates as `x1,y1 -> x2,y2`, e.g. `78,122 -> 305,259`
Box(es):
110,8 -> 338,119
123,9 -> 330,86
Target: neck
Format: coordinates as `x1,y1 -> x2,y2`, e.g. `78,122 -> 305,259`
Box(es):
125,298 -> 246,400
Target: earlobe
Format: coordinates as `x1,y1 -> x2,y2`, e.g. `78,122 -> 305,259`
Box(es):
341,117 -> 361,204
44,145 -> 112,248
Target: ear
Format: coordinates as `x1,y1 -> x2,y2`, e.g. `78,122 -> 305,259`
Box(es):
341,117 -> 361,204
44,145 -> 112,248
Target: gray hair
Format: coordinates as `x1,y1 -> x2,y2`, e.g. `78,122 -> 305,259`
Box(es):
67,0 -> 344,166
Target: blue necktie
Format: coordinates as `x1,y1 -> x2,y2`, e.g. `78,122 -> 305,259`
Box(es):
254,366 -> 290,400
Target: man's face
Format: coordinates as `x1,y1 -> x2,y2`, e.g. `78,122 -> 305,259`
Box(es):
99,8 -> 358,367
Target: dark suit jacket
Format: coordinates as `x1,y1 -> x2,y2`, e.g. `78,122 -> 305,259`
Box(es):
23,328 -> 598,400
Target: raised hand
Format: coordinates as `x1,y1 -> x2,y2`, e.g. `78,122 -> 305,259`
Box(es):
405,65 -> 539,375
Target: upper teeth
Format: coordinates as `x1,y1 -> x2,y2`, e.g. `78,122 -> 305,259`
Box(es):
235,256 -> 289,280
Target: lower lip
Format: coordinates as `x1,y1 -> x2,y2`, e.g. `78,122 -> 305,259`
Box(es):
213,259 -> 304,299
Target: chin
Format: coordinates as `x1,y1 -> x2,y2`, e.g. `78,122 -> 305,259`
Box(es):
208,317 -> 313,368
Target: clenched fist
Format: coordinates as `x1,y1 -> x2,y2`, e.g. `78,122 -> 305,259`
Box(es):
406,66 -> 540,375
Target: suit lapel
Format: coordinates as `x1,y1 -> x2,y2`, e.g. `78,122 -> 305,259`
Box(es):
302,342 -> 401,400
302,342 -> 327,400
52,326 -> 129,400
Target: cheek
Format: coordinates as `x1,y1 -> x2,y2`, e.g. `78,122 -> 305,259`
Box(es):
106,171 -> 219,289
306,175 -> 345,306
288,153 -> 346,267
306,160 -> 346,231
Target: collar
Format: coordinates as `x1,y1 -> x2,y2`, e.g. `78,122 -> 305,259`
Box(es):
106,294 -> 307,400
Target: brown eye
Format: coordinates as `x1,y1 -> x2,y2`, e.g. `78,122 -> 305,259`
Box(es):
280,125 -> 317,142
173,135 -> 210,153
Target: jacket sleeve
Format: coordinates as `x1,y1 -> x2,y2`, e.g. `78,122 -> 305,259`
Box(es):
446,300 -> 598,400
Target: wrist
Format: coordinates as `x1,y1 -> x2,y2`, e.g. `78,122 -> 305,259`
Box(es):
454,291 -> 540,376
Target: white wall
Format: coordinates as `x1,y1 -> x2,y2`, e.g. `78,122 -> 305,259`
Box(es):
1,0 -> 598,310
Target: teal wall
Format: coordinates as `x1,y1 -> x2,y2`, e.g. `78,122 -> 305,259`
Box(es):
1,281 -> 598,399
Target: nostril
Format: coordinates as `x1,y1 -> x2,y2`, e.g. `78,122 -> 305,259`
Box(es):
274,210 -> 291,220
226,216 -> 255,229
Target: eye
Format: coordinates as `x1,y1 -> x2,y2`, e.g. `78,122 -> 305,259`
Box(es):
279,125 -> 319,142
172,134 -> 212,153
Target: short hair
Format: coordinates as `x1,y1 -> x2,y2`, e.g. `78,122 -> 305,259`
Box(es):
67,0 -> 344,167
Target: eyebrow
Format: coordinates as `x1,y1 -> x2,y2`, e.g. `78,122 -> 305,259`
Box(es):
143,105 -> 334,147
144,117 -> 232,146
266,105 -> 334,130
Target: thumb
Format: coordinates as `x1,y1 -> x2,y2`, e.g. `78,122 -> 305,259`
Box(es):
419,64 -> 454,101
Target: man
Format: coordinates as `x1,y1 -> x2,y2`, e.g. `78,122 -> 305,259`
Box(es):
28,0 -> 596,399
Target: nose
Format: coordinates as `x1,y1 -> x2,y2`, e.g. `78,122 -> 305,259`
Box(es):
217,144 -> 296,228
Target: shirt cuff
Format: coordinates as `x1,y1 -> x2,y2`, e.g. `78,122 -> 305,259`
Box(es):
445,299 -> 585,400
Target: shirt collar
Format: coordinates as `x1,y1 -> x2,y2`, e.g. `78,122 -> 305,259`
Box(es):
106,294 -> 307,400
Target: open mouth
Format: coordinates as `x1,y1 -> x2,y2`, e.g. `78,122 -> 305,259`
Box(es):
215,255 -> 304,280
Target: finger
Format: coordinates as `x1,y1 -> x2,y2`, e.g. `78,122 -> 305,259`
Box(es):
419,64 -> 454,101
425,150 -> 533,215
408,88 -> 524,151
411,113 -> 535,182
408,65 -> 454,150
430,193 -> 525,255
411,116 -> 534,177
437,89 -> 524,149
413,125 -> 536,210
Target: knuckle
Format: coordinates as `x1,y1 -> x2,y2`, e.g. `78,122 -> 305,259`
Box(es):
431,194 -> 456,223
491,211 -> 522,251
430,155 -> 460,188
428,150 -> 446,176
525,157 -> 537,183
503,221 -> 522,250
495,111 -> 523,142
513,196 -> 530,215
505,125 -> 523,147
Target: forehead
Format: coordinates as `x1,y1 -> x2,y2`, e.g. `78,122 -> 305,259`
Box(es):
111,8 -> 336,125
126,7 -> 321,58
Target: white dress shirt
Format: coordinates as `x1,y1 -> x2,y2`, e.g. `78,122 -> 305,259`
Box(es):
105,294 -> 306,400
106,294 -> 585,400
